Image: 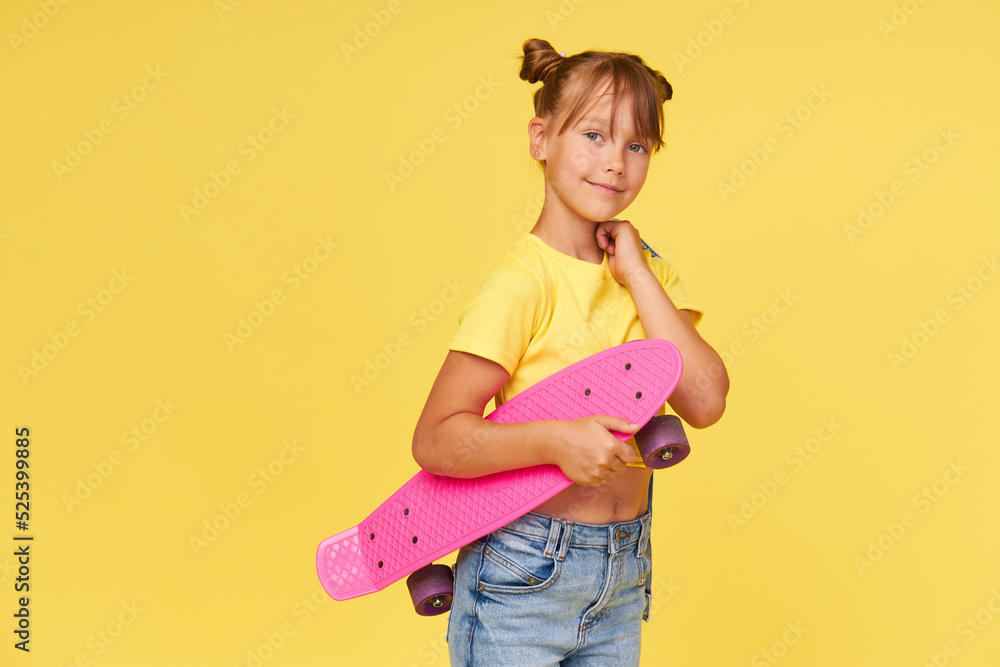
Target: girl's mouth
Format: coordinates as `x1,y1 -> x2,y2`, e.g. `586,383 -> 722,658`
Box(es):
587,181 -> 622,195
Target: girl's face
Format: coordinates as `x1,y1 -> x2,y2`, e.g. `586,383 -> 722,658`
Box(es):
540,83 -> 652,225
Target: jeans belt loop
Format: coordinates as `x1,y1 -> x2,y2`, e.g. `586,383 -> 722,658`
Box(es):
543,518 -> 560,559
609,526 -> 621,555
555,520 -> 571,562
636,514 -> 649,558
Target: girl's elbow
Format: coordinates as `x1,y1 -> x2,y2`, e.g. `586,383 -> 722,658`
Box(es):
412,429 -> 459,476
697,369 -> 730,427
685,395 -> 726,429
676,369 -> 728,428
411,429 -> 435,471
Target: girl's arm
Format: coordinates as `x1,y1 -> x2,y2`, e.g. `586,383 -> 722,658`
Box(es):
598,221 -> 730,428
627,281 -> 728,427
411,349 -> 642,484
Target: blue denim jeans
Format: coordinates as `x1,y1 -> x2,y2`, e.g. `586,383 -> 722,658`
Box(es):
447,507 -> 652,666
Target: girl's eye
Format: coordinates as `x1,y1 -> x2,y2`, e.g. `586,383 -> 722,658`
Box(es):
629,143 -> 647,154
586,131 -> 603,141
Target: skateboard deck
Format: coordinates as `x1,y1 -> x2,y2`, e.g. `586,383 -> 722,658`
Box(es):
316,339 -> 684,602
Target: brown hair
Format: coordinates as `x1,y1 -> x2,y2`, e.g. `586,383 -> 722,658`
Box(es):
519,38 -> 672,154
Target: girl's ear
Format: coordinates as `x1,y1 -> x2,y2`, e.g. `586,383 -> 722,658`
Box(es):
527,116 -> 546,160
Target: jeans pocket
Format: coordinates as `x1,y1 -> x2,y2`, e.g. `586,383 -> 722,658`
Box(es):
476,529 -> 561,595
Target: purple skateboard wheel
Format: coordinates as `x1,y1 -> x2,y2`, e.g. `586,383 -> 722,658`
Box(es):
406,564 -> 454,616
635,415 -> 690,469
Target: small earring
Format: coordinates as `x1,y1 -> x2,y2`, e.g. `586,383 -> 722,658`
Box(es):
533,150 -> 540,157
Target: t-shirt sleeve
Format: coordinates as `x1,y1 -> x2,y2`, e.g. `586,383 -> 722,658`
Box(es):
649,255 -> 704,327
449,258 -> 543,375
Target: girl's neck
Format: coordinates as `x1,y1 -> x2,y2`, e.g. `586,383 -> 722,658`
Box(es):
530,204 -> 604,265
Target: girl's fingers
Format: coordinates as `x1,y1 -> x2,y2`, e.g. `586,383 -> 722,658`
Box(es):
596,222 -> 618,252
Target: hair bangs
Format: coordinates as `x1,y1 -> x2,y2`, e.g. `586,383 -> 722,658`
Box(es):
554,59 -> 665,153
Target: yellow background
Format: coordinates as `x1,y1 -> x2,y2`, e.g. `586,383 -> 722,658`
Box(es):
3,0 -> 999,665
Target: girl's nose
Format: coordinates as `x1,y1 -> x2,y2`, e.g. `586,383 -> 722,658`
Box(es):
604,145 -> 626,174
604,155 -> 624,175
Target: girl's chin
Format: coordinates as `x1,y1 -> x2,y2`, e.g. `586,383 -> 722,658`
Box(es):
580,208 -> 625,223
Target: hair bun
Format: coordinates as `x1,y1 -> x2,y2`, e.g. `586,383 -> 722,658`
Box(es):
657,73 -> 673,102
520,38 -> 563,84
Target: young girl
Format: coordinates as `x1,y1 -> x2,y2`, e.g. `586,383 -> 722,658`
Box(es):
412,38 -> 729,666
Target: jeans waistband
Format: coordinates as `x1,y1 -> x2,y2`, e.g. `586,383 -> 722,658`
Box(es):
495,509 -> 651,559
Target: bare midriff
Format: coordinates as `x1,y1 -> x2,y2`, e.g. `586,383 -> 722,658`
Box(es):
532,466 -> 653,524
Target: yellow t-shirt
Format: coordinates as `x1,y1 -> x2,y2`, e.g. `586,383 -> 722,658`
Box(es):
449,232 -> 704,467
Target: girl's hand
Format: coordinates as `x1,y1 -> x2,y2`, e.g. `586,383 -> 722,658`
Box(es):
596,219 -> 655,289
550,415 -> 641,486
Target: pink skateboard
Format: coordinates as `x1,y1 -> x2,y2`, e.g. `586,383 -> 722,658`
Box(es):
316,339 -> 689,614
